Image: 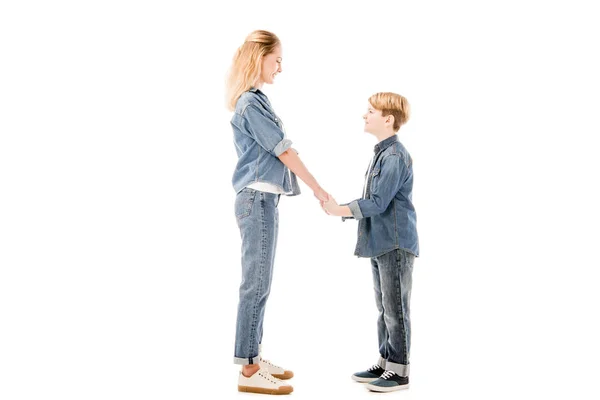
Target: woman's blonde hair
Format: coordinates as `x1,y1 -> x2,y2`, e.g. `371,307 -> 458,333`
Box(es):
226,30 -> 281,111
368,92 -> 411,132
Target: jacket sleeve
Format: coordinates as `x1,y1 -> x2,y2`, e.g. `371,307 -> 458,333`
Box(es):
242,104 -> 292,156
347,154 -> 407,220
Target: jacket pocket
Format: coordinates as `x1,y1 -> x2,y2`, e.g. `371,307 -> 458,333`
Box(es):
235,188 -> 257,220
368,166 -> 381,193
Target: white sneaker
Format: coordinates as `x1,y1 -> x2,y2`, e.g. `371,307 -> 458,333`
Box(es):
238,367 -> 293,395
260,357 -> 294,380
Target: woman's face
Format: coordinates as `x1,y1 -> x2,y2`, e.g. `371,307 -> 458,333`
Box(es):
259,45 -> 282,85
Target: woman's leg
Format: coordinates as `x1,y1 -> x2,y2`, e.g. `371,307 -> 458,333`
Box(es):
257,194 -> 279,347
233,190 -> 279,367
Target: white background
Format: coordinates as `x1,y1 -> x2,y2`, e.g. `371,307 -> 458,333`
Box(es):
1,1 -> 599,399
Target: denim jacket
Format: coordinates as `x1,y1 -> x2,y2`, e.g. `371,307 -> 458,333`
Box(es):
343,135 -> 419,258
231,88 -> 301,195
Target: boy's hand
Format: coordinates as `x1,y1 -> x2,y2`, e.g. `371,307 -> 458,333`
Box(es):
313,187 -> 330,202
321,196 -> 339,215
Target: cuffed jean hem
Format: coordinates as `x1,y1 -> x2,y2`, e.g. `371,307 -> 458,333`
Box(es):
234,355 -> 261,365
386,360 -> 410,377
377,356 -> 387,369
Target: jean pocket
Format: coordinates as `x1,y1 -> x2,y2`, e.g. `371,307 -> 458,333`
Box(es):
397,248 -> 415,270
235,188 -> 256,220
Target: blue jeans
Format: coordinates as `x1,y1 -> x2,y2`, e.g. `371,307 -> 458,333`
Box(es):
371,248 -> 414,376
233,188 -> 280,365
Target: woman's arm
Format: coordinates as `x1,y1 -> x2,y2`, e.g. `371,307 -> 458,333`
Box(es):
278,149 -> 329,201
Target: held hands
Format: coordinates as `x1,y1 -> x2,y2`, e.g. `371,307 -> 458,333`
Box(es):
320,196 -> 339,216
314,186 -> 342,217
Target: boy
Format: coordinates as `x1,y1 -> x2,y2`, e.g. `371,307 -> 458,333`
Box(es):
321,92 -> 419,393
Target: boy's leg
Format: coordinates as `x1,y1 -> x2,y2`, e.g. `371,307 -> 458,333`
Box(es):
350,258 -> 390,383
371,257 -> 389,368
377,248 -> 414,376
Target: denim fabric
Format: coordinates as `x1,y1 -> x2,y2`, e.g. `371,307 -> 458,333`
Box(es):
233,188 -> 280,365
231,88 -> 301,196
343,135 -> 419,258
371,248 -> 414,376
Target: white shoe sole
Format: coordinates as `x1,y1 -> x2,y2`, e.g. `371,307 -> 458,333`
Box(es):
351,375 -> 379,383
365,383 -> 410,392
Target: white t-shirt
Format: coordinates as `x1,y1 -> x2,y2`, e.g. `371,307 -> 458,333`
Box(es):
362,157 -> 374,198
246,181 -> 286,194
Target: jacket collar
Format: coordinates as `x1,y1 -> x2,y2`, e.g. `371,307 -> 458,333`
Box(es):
374,134 -> 398,154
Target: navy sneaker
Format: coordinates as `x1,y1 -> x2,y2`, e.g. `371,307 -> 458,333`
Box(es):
351,365 -> 386,383
365,370 -> 409,392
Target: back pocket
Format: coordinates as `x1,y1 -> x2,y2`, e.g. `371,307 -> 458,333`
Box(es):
235,188 -> 257,220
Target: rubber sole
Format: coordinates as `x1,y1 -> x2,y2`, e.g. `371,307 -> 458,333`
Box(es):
238,385 -> 293,395
365,383 -> 410,392
271,371 -> 294,380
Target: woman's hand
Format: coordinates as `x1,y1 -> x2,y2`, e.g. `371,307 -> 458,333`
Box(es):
313,186 -> 330,202
321,196 -> 339,216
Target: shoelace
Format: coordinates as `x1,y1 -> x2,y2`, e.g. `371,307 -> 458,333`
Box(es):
258,370 -> 282,385
380,370 -> 396,380
367,364 -> 382,372
261,358 -> 281,369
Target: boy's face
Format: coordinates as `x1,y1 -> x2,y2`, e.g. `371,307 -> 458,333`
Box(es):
363,103 -> 392,135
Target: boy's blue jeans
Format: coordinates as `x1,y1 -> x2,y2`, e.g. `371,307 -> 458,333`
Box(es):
371,248 -> 415,376
233,188 -> 280,365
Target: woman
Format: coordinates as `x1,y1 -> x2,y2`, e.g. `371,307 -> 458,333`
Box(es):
226,30 -> 329,395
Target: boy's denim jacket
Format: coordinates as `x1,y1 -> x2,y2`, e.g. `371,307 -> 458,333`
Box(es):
343,135 -> 419,258
230,88 -> 300,195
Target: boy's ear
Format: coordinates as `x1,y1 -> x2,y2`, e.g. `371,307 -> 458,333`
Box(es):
386,114 -> 395,126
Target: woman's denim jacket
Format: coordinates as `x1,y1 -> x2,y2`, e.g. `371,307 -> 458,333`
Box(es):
230,88 -> 300,195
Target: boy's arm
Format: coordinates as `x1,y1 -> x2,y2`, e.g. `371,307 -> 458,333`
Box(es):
278,149 -> 329,201
323,202 -> 353,217
343,154 -> 407,220
339,203 -> 354,219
